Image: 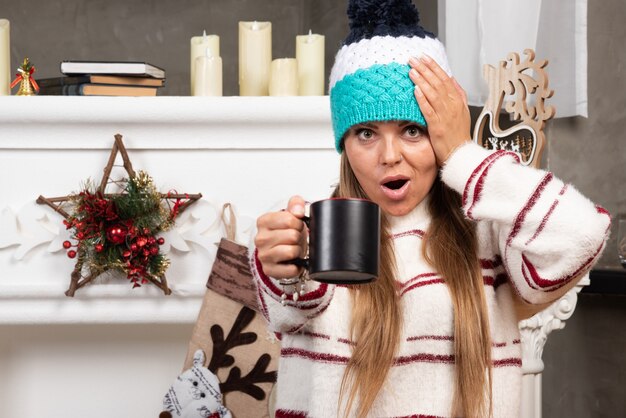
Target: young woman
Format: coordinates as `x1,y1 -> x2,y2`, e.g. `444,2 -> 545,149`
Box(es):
251,1 -> 610,417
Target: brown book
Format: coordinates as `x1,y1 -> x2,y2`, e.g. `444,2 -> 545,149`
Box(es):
89,75 -> 164,87
76,84 -> 157,96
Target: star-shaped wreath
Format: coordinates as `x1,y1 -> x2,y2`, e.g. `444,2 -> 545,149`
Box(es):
37,134 -> 202,297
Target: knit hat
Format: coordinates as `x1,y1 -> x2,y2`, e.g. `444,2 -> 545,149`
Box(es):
329,0 -> 452,152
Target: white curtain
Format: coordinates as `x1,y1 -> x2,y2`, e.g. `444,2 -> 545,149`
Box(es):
438,0 -> 588,118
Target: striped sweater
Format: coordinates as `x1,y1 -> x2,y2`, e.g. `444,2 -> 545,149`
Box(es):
251,142 -> 610,418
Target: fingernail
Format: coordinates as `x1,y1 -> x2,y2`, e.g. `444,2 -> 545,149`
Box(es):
421,54 -> 432,63
292,205 -> 304,216
409,57 -> 419,67
414,84 -> 423,96
409,69 -> 419,79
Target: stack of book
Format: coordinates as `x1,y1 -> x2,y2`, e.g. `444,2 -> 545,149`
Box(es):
38,61 -> 166,96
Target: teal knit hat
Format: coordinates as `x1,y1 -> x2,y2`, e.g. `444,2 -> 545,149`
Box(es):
329,0 -> 452,153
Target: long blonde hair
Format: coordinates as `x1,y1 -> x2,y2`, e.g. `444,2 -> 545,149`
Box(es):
336,152 -> 493,418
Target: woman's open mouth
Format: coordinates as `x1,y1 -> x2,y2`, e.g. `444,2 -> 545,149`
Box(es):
381,177 -> 410,200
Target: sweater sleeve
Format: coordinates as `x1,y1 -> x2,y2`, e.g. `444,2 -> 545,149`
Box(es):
249,248 -> 335,333
441,142 -> 611,305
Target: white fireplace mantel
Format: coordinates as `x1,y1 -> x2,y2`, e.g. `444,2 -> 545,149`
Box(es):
0,96 -> 339,324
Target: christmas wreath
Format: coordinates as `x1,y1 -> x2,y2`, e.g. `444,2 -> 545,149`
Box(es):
38,134 -> 201,296
62,171 -> 180,289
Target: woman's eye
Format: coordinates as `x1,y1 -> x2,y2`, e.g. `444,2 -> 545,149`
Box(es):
404,125 -> 423,138
356,128 -> 375,141
404,125 -> 424,139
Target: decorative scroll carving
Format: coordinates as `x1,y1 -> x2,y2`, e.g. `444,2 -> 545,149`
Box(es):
473,49 -> 556,167
518,275 -> 590,375
0,199 -> 255,260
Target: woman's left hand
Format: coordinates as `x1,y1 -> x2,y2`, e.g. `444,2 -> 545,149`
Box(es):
408,55 -> 471,166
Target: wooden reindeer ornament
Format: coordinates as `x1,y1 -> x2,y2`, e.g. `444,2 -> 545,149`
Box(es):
473,49 -> 555,168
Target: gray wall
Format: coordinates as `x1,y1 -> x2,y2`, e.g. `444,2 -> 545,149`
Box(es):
2,0 -> 624,416
2,0 -> 435,96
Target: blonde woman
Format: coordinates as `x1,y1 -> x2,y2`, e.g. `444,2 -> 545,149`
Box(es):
252,1 -> 610,417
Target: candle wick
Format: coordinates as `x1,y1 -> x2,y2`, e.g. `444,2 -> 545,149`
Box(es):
307,29 -> 314,43
202,29 -> 207,41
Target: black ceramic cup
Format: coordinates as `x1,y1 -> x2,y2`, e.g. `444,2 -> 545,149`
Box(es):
291,198 -> 380,285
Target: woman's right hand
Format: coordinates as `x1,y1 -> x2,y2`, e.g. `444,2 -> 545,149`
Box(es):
254,195 -> 309,279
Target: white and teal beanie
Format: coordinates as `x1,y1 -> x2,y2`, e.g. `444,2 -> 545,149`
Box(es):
329,0 -> 452,153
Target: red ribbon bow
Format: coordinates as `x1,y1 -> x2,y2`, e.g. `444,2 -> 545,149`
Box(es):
10,65 -> 40,92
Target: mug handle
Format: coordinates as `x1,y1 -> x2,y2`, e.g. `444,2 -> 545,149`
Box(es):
283,204 -> 311,270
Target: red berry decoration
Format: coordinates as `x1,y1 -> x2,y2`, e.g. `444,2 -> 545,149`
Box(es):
150,246 -> 159,255
130,243 -> 138,252
157,237 -> 165,245
63,240 -> 72,249
106,224 -> 127,245
67,250 -> 77,259
95,243 -> 104,253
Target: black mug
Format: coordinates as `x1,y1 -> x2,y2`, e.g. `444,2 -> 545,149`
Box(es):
291,198 -> 380,285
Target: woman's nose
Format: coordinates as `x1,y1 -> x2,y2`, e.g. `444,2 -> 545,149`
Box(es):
380,136 -> 402,166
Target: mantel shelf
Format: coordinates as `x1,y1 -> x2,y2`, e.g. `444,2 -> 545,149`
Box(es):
0,95 -> 334,150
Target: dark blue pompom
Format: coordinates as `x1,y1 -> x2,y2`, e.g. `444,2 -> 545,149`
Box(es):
344,0 -> 433,44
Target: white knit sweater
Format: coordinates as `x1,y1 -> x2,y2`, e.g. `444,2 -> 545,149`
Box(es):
251,142 -> 610,418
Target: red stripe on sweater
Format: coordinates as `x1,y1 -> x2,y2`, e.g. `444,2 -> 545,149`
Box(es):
493,358 -> 522,367
275,410 -> 308,418
281,347 -> 522,369
399,272 -> 439,288
596,205 -> 610,217
285,324 -> 306,333
400,278 -> 445,295
407,335 -> 454,342
524,194 -> 562,246
396,415 -> 446,418
506,172 -> 554,248
406,334 -> 520,348
302,331 -> 331,340
462,150 -> 504,206
401,276 -> 499,296
521,241 -> 605,291
298,283 -> 329,302
391,229 -> 426,239
281,347 -> 350,364
338,337 -> 355,346
467,152 -> 510,219
254,249 -> 329,303
480,255 -> 503,269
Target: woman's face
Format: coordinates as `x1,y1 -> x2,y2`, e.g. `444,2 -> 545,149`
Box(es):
343,120 -> 438,217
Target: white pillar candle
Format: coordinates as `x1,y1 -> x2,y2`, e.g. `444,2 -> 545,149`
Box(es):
296,30 -> 325,96
0,19 -> 10,96
190,31 -> 219,95
239,21 -> 272,96
269,58 -> 298,96
193,49 -> 223,96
